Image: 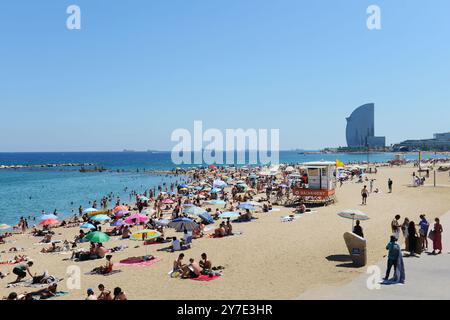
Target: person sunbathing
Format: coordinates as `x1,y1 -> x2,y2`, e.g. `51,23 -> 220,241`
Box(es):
199,253 -> 212,274
29,283 -> 58,299
181,258 -> 203,279
214,222 -> 226,238
97,284 -> 112,300
91,255 -> 113,274
113,287 -> 127,300
40,242 -> 60,253
225,220 -> 233,236
41,234 -> 53,243
171,253 -> 185,277
122,226 -> 131,239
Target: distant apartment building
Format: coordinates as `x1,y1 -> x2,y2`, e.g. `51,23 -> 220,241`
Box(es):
394,132 -> 450,151
346,103 -> 386,149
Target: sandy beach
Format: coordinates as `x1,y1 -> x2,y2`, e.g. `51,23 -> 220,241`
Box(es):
1,164 -> 450,300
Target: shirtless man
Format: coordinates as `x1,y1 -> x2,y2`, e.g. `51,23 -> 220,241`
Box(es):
97,284 -> 113,300
199,253 -> 212,274
182,258 -> 203,279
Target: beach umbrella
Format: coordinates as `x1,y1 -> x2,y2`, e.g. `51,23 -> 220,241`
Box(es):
155,219 -> 170,226
338,209 -> 370,229
80,223 -> 96,229
162,199 -> 174,204
168,217 -> 198,232
114,210 -> 129,217
179,184 -> 189,189
210,188 -> 221,194
83,208 -> 98,214
219,212 -> 240,219
0,224 -> 11,230
39,214 -> 58,220
110,219 -> 125,227
183,206 -> 206,216
39,218 -> 59,226
130,229 -> 161,241
124,213 -> 149,224
130,229 -> 162,256
207,199 -> 225,205
113,205 -> 129,213
83,231 -> 110,243
198,212 -> 214,224
213,179 -> 227,188
193,186 -> 203,191
89,214 -> 110,221
139,196 -> 150,202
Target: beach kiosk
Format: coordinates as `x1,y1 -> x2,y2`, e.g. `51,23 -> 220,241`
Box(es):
292,161 -> 336,205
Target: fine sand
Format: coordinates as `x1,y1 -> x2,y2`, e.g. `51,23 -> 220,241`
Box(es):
1,164 -> 450,300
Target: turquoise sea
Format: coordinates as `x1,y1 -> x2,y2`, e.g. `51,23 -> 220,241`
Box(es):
0,151 -> 447,225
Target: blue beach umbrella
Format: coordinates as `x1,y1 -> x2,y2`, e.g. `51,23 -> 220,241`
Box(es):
80,223 -> 96,229
210,188 -> 221,193
111,219 -> 125,227
184,206 -> 206,216
198,212 -> 214,224
89,214 -> 110,221
179,184 -> 189,189
219,212 -> 240,219
168,217 -> 199,232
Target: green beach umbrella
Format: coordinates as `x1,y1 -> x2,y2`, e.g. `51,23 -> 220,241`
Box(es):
83,231 -> 110,243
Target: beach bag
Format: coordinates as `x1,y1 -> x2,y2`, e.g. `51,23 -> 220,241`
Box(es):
428,230 -> 435,241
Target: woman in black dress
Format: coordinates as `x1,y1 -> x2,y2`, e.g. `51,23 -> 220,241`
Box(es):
408,221 -> 418,256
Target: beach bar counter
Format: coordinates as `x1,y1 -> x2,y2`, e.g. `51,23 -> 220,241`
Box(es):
292,161 -> 336,206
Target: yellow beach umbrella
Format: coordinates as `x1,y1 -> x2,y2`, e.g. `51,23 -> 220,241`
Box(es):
130,229 -> 161,241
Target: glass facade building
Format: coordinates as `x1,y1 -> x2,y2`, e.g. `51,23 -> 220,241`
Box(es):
346,103 -> 385,148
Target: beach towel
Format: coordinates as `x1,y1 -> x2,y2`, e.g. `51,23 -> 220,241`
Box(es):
33,291 -> 69,300
269,208 -> 281,212
85,269 -> 122,276
190,274 -> 221,281
7,277 -> 63,289
208,231 -> 243,239
116,257 -> 161,267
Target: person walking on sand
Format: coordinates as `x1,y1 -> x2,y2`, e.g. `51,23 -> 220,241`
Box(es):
431,218 -> 443,255
361,186 -> 368,205
388,178 -> 393,193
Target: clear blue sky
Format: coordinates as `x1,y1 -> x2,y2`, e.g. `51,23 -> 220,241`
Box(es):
1,0 -> 449,151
